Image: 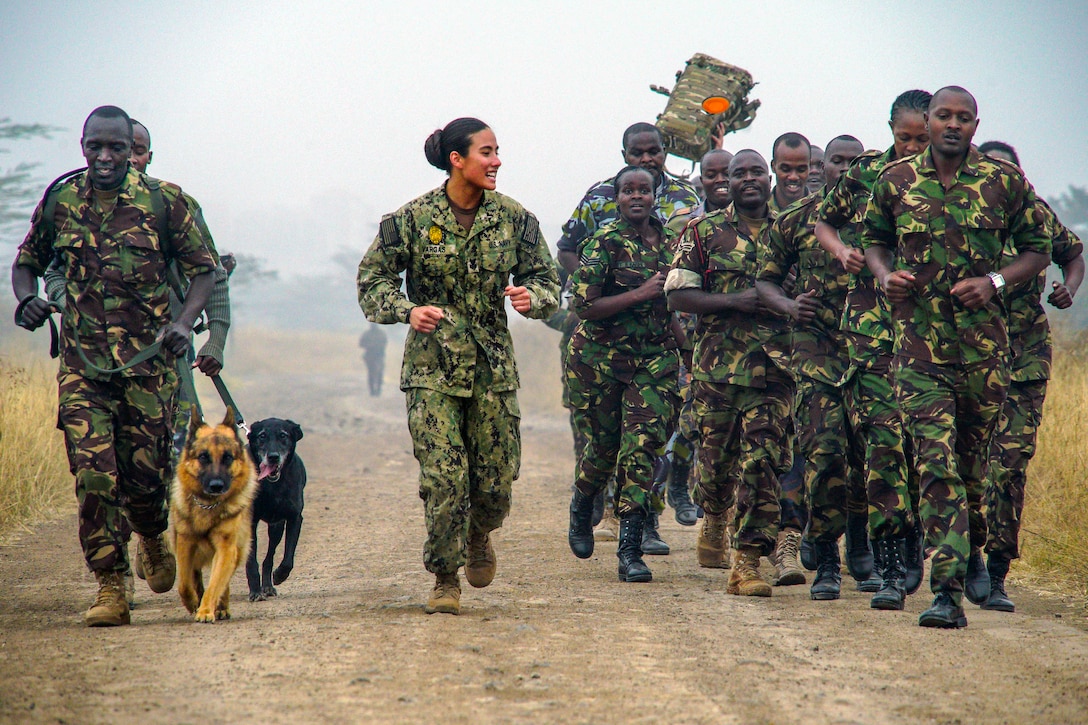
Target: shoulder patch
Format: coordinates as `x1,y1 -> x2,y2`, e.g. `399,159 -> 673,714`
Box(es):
379,215 -> 400,249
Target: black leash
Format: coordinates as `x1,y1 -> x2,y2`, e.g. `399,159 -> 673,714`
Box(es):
15,295 -> 249,434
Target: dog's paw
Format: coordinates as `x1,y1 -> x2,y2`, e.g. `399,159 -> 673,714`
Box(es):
272,566 -> 292,585
215,608 -> 231,621
194,609 -> 216,623
249,591 -> 266,602
261,585 -> 278,598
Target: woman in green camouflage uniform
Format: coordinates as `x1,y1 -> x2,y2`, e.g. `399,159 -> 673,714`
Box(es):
566,166 -> 683,583
357,118 -> 559,615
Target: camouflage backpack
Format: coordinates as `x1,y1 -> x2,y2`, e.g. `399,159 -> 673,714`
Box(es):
651,53 -> 760,163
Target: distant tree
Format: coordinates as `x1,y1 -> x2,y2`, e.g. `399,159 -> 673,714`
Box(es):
0,119 -> 64,244
227,253 -> 279,289
1051,185 -> 1088,237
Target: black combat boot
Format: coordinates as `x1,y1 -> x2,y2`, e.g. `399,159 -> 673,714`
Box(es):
617,512 -> 652,583
844,512 -> 874,581
902,521 -> 924,595
800,531 -> 817,571
810,541 -> 841,600
964,547 -> 990,605
591,489 -> 605,527
980,554 -> 1015,612
870,538 -> 907,610
568,489 -> 595,559
641,511 -> 670,555
666,459 -> 698,526
856,538 -> 883,592
919,591 -> 967,629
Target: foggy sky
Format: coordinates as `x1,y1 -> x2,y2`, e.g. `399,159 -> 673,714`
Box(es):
2,0 -> 1086,279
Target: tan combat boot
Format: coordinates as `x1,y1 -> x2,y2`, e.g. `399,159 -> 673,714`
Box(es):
135,533 -> 176,594
696,512 -> 730,568
465,530 -> 496,588
593,509 -> 619,542
85,570 -> 131,627
772,529 -> 807,586
726,545 -> 772,597
425,573 -> 461,615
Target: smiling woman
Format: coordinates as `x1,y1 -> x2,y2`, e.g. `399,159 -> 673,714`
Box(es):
356,117 -> 559,617
564,164 -> 685,583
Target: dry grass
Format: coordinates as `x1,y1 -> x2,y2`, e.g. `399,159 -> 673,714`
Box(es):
1017,332 -> 1088,599
0,356 -> 71,542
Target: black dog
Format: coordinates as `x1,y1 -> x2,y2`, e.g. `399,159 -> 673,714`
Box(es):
246,418 -> 306,602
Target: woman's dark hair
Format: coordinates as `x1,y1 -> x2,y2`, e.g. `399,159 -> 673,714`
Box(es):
613,165 -> 655,198
978,140 -> 1020,166
889,90 -> 932,125
424,117 -> 490,172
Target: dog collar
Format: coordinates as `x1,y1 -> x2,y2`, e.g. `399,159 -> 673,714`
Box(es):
191,495 -> 222,510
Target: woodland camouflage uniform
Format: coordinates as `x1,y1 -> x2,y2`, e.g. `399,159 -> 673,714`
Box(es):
567,217 -> 680,516
862,147 -> 1050,605
666,204 -> 789,556
760,189 -> 867,544
357,185 -> 558,576
985,201 -> 1083,560
557,174 -> 698,256
15,166 -> 217,573
819,147 -> 913,539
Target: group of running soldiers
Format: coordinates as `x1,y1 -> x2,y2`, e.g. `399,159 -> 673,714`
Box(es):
553,85 -> 1083,629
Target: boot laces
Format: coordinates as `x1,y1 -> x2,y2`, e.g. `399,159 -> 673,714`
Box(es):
704,515 -> 726,542
777,531 -> 801,564
468,532 -> 490,561
93,573 -> 124,606
141,536 -> 169,574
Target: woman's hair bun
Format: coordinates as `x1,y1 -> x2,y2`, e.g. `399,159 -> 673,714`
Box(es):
424,129 -> 449,171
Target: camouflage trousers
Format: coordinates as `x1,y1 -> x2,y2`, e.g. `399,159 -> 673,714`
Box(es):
894,356 -> 1008,605
778,423 -> 804,532
57,370 -> 178,574
795,377 -> 865,543
568,351 -> 679,516
406,363 -> 521,577
691,368 -> 791,557
985,378 -> 1047,560
842,352 -> 913,538
673,356 -> 697,466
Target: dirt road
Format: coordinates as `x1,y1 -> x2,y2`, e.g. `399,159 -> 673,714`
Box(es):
3,356 -> 1088,724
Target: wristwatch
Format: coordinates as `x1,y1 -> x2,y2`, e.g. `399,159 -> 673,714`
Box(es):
987,271 -> 1006,292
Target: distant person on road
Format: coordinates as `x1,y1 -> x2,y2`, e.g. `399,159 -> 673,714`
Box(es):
358,322 -> 388,397
357,117 -> 558,616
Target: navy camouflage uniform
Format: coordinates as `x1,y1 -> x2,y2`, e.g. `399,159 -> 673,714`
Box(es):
357,185 -> 559,576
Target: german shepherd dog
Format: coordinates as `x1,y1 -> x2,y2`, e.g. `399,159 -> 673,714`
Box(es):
170,408 -> 257,623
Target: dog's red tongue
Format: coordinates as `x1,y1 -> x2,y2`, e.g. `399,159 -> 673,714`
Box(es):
259,462 -> 277,480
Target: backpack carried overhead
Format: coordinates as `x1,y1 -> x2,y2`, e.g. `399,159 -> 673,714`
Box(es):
651,53 -> 761,163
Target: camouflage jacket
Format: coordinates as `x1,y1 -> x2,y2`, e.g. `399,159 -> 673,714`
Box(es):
818,147 -> 896,351
569,216 -> 679,370
760,188 -> 854,386
665,203 -> 784,388
42,188 -> 231,364
1006,199 -> 1083,381
16,167 -> 217,378
556,173 -> 698,254
862,147 -> 1051,366
357,185 -> 559,396
666,198 -> 729,235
